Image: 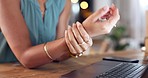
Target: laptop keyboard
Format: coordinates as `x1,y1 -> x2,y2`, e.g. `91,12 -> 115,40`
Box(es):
96,63 -> 147,78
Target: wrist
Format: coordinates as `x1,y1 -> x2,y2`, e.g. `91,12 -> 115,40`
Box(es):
82,21 -> 94,37
55,38 -> 71,61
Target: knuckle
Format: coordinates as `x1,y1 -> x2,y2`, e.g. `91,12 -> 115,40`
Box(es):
78,49 -> 83,53
84,35 -> 89,39
83,44 -> 89,50
103,28 -> 110,34
88,41 -> 93,46
84,46 -> 89,51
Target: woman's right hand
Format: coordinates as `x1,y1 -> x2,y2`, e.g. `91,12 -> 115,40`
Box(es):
65,22 -> 93,58
83,4 -> 120,37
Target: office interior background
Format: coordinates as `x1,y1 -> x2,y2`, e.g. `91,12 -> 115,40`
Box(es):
69,0 -> 148,54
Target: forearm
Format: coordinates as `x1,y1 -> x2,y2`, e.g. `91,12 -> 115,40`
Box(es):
20,38 -> 70,68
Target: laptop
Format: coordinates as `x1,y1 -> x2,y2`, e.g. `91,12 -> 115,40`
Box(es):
61,61 -> 148,78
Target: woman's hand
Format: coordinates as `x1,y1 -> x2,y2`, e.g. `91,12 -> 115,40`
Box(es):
65,22 -> 93,57
83,4 -> 120,37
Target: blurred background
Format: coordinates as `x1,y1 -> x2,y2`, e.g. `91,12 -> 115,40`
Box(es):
69,0 -> 148,55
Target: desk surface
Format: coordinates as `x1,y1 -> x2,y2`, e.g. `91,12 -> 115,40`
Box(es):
0,50 -> 147,78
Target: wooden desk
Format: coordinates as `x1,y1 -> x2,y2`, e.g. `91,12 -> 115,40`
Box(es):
0,50 -> 147,78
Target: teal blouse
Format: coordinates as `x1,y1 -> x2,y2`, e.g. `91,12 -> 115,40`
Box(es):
0,0 -> 66,63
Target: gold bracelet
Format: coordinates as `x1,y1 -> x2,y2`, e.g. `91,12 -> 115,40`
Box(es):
44,42 -> 53,60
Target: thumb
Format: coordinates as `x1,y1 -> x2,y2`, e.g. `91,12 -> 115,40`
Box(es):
92,6 -> 109,22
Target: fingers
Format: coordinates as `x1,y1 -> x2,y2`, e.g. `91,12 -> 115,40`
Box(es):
76,22 -> 92,46
99,4 -> 120,31
71,24 -> 84,45
65,22 -> 93,56
92,6 -> 110,22
67,26 -> 83,54
65,30 -> 77,55
101,8 -> 112,20
108,4 -> 120,26
71,24 -> 89,51
87,37 -> 93,47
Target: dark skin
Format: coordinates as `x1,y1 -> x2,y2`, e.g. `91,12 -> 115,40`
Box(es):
0,0 -> 120,68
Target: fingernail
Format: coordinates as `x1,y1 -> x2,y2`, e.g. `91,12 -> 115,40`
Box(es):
113,4 -> 116,8
77,21 -> 81,24
68,26 -> 71,29
76,22 -> 80,27
66,30 -> 67,33
73,23 -> 76,26
65,30 -> 67,36
65,30 -> 66,33
76,21 -> 80,25
66,30 -> 68,34
103,6 -> 109,11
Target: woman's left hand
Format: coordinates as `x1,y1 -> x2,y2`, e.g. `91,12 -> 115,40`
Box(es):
65,22 -> 93,58
83,4 -> 120,37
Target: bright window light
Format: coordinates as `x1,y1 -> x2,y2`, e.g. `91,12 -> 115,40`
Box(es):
141,46 -> 146,51
72,3 -> 80,14
71,0 -> 79,4
140,0 -> 148,7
